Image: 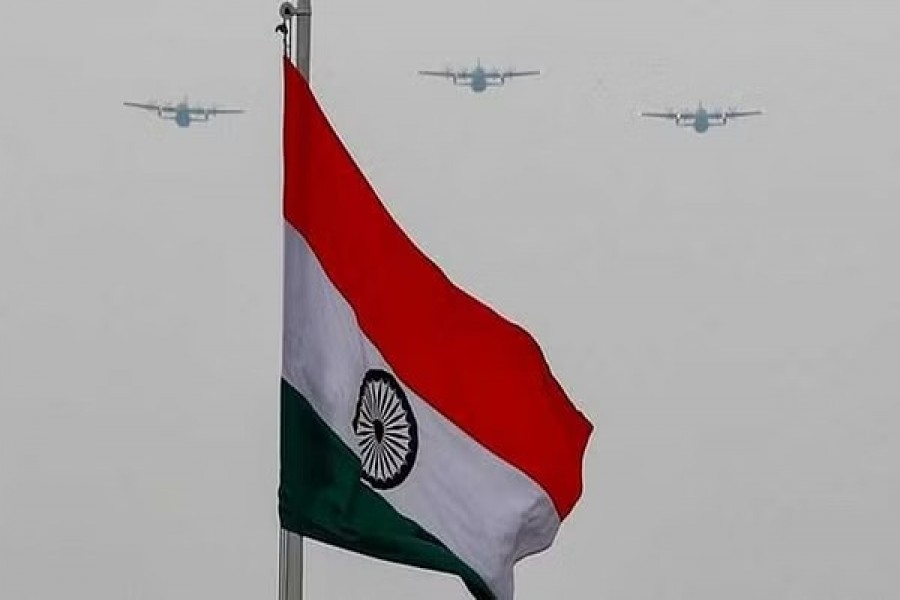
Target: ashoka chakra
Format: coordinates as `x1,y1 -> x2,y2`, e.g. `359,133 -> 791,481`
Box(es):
352,369 -> 418,490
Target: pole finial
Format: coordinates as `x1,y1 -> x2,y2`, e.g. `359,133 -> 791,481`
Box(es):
279,1 -> 310,18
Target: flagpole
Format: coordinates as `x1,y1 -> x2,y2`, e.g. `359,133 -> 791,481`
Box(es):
277,2 -> 311,600
293,0 -> 311,79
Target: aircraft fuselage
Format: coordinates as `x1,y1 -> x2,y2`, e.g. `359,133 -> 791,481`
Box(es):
174,104 -> 192,128
693,108 -> 709,133
470,67 -> 488,92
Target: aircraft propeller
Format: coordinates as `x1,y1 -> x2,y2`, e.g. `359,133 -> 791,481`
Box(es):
667,107 -> 680,125
723,106 -> 737,123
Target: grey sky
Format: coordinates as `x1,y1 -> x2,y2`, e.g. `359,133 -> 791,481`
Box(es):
2,0 -> 899,598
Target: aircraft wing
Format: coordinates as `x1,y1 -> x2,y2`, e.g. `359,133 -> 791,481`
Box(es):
500,69 -> 540,79
418,69 -> 471,80
640,111 -> 694,120
124,101 -> 174,113
187,106 -> 245,115
482,69 -> 540,80
725,109 -> 763,118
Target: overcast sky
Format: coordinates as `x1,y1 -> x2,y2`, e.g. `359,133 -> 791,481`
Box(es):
2,0 -> 900,598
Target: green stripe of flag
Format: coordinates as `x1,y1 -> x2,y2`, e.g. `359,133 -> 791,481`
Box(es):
278,379 -> 495,600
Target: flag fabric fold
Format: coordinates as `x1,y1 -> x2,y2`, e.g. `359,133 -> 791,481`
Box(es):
278,57 -> 592,600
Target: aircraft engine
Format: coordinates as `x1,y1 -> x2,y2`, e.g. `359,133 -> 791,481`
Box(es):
723,107 -> 736,125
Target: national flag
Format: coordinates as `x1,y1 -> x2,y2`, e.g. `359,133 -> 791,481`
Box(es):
278,57 -> 592,600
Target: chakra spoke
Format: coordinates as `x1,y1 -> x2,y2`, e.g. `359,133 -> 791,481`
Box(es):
385,435 -> 409,456
382,399 -> 402,425
360,441 -> 375,466
383,420 -> 408,433
382,438 -> 404,464
383,410 -> 406,429
376,447 -> 389,480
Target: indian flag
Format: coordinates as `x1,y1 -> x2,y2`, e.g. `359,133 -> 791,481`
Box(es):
278,58 -> 593,600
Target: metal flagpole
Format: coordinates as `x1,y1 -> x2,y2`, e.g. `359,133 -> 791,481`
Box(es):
292,0 -> 312,79
277,2 -> 311,600
278,528 -> 303,600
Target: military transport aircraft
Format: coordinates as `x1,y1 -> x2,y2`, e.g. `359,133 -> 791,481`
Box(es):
123,98 -> 245,128
418,59 -> 540,93
640,102 -> 763,133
